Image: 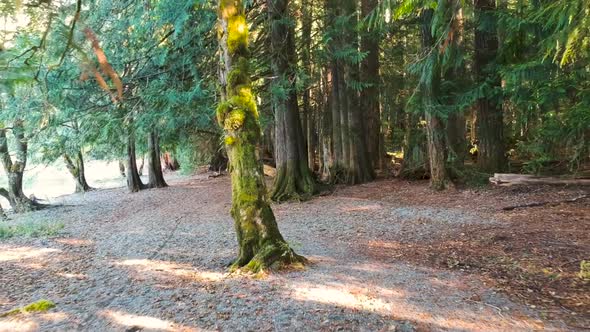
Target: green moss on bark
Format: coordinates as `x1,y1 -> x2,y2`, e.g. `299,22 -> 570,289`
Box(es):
217,0 -> 306,273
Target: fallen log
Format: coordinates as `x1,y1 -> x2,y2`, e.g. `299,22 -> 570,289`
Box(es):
490,173 -> 590,186
502,195 -> 589,211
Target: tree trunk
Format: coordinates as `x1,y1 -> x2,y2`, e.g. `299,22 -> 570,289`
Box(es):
340,0 -> 373,184
137,155 -> 145,176
63,151 -> 92,193
421,8 -> 450,190
0,124 -> 37,213
445,1 -> 467,169
268,0 -> 315,202
216,0 -> 305,272
360,0 -> 382,171
474,0 -> 505,173
126,128 -> 145,193
319,68 -> 333,181
119,160 -> 126,177
400,113 -> 429,179
147,131 -> 167,188
163,152 -> 180,171
302,0 -> 315,171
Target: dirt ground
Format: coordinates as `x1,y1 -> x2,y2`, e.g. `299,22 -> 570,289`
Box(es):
0,174 -> 588,331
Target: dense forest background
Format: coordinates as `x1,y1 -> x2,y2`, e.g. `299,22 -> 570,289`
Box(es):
0,0 -> 588,213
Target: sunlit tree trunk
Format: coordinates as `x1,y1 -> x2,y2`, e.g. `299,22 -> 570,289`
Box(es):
269,0 -> 315,202
216,0 -> 305,272
474,0 -> 505,172
0,123 -> 38,213
118,160 -> 126,177
147,130 -> 167,188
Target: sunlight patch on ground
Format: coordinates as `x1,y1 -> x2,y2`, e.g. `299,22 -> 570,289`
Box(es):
101,310 -> 200,332
0,319 -> 38,332
37,312 -> 69,323
56,272 -> 88,280
287,278 -> 540,331
288,281 -> 400,315
342,204 -> 382,212
54,238 -> 94,246
115,259 -> 225,282
0,247 -> 60,262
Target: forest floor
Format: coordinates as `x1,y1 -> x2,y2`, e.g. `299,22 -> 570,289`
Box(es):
0,173 -> 588,331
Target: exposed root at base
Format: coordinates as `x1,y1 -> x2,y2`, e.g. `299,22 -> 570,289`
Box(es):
230,243 -> 307,274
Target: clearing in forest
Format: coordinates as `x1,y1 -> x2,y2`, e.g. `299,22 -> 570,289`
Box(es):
0,174 -> 587,331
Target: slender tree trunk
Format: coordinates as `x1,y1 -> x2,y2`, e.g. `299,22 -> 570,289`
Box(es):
474,0 -> 505,172
63,152 -> 92,193
269,0 -> 315,202
400,113 -> 428,179
302,0 -> 315,171
216,0 -> 305,272
445,1 -> 467,169
319,67 -> 333,181
119,160 -> 126,177
137,155 -> 145,176
76,151 -> 91,191
147,131 -> 167,188
421,8 -> 450,190
126,127 -> 145,193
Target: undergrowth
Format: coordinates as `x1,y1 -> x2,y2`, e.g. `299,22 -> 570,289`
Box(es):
0,221 -> 64,239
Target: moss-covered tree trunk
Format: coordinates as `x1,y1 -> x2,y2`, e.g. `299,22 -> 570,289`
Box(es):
63,151 -> 92,193
216,0 -> 306,272
0,124 -> 38,213
268,0 -> 315,202
147,130 -> 167,189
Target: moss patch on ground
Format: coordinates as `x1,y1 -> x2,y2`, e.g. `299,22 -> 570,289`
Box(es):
0,299 -> 56,317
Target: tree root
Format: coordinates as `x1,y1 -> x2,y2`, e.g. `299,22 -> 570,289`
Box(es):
231,241 -> 307,274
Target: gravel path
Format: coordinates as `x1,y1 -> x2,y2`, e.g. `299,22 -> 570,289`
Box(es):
0,175 -> 574,331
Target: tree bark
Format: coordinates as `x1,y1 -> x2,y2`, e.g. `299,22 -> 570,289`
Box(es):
268,0 -> 315,202
0,124 -> 37,213
421,8 -> 450,190
63,151 -> 92,193
302,0 -> 315,171
137,155 -> 145,176
360,0 -> 382,171
445,1 -> 467,169
147,130 -> 167,188
118,160 -> 126,177
126,127 -> 145,193
216,0 -> 305,272
474,0 -> 505,173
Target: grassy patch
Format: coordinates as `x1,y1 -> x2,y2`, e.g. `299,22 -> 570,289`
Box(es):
0,221 -> 64,239
0,299 -> 56,317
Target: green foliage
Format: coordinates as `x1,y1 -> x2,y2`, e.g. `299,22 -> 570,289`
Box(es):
0,221 -> 64,239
